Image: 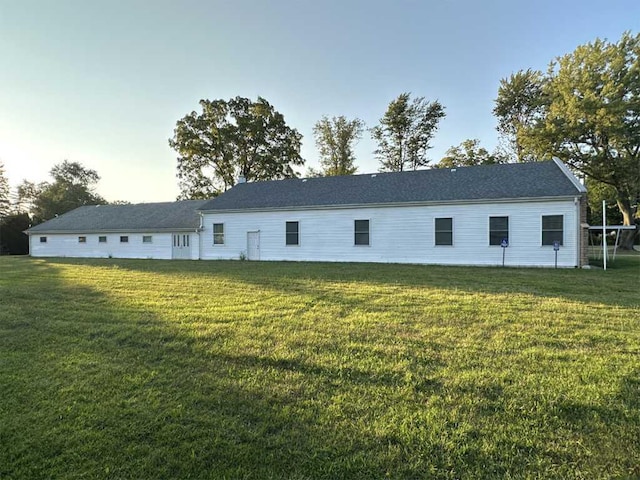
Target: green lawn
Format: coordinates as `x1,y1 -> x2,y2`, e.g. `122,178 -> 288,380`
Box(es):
1,256 -> 638,479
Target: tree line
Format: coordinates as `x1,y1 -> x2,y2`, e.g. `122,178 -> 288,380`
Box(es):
169,93 -> 447,195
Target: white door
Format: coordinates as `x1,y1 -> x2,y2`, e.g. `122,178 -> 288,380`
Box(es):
172,233 -> 191,259
247,231 -> 260,260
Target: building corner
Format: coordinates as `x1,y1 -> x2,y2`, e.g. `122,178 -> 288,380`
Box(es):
579,195 -> 589,267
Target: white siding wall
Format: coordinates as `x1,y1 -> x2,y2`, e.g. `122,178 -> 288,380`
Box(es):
200,199 -> 581,267
29,233 -> 173,259
191,233 -> 200,260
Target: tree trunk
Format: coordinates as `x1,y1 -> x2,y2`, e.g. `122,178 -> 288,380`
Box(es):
616,196 -> 638,250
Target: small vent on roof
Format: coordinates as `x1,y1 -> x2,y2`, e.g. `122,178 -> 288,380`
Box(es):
450,168 -> 457,172
371,174 -> 377,178
302,179 -> 308,182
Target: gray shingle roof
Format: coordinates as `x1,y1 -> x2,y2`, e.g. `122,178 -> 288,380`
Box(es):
199,160 -> 583,211
27,200 -> 208,234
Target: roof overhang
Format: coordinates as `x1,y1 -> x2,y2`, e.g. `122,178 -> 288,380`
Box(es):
25,227 -> 200,235
199,195 -> 581,214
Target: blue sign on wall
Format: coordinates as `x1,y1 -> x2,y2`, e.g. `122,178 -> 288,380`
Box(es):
553,240 -> 560,251
500,238 -> 509,248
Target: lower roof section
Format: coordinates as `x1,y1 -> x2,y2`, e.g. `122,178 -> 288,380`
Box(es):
26,200 -> 208,234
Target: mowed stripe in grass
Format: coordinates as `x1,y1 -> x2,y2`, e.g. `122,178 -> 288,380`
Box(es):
0,256 -> 638,479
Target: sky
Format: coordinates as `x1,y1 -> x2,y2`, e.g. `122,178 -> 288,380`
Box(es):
0,0 -> 638,203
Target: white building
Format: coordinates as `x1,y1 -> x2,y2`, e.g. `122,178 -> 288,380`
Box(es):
27,160 -> 589,267
27,200 -> 207,260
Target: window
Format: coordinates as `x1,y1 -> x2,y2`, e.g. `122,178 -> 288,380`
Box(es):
78,236 -> 87,243
142,235 -> 152,243
173,234 -> 189,247
40,237 -> 47,243
120,236 -> 129,243
435,218 -> 453,246
489,216 -> 509,246
354,220 -> 369,245
99,236 -> 107,243
286,221 -> 299,245
542,215 -> 563,245
213,223 -> 224,245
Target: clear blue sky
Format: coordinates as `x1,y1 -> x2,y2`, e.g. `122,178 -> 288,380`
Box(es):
1,0 -> 637,203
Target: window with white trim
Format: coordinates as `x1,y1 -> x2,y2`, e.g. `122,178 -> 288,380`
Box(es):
489,216 -> 509,246
435,218 -> 453,246
99,236 -> 107,243
120,236 -> 129,243
213,224 -> 224,245
78,236 -> 87,243
542,215 -> 563,245
40,237 -> 47,243
142,235 -> 152,243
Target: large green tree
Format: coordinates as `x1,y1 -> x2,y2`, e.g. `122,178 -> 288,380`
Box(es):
372,93 -> 446,172
169,96 -> 304,199
312,115 -> 364,176
493,69 -> 545,162
18,161 -> 106,224
497,32 -> 640,248
436,139 -> 508,169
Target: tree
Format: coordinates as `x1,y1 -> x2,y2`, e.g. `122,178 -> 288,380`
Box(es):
371,93 -> 445,172
15,180 -> 44,216
312,116 -> 364,176
19,161 -> 106,224
169,96 -> 304,199
436,139 -> 509,168
0,213 -> 30,255
0,161 -> 10,217
585,177 -> 623,226
493,69 -> 545,162
519,32 -> 640,248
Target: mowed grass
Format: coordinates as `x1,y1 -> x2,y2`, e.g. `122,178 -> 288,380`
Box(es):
0,256 -> 638,479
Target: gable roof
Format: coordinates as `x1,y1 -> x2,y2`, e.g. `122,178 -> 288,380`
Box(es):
26,200 -> 208,234
199,160 -> 584,212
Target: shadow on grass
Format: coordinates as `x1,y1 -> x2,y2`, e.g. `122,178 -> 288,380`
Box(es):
2,257 -> 639,478
1,258 -> 453,478
551,370 -> 640,476
1,260 -> 325,478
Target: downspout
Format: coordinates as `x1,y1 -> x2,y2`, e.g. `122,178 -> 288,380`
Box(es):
574,196 -> 580,267
197,212 -> 204,260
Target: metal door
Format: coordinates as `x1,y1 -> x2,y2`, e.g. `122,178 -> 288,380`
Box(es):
247,231 -> 260,260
